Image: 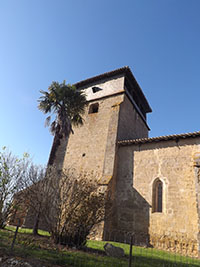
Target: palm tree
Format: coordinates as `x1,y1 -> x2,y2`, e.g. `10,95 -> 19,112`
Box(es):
38,81 -> 87,166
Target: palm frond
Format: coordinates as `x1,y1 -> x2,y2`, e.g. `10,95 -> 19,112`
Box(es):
38,81 -> 87,139
50,121 -> 57,135
71,114 -> 84,126
45,116 -> 51,127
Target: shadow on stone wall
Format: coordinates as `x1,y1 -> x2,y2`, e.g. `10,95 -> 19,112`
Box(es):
103,188 -> 150,246
103,146 -> 151,247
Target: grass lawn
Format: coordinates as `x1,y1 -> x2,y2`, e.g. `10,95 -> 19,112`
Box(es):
5,225 -> 51,236
0,226 -> 200,266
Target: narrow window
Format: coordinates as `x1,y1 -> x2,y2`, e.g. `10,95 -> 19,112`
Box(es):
152,179 -> 163,213
89,103 -> 99,114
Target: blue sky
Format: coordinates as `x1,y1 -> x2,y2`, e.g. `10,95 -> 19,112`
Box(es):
0,0 -> 200,165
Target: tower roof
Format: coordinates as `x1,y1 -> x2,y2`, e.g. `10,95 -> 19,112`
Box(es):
74,66 -> 152,113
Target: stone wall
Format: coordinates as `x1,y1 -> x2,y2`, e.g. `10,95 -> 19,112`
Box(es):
117,94 -> 149,141
62,93 -> 123,183
82,74 -> 125,102
57,74 -> 150,181
51,75 -> 124,177
115,137 -> 200,256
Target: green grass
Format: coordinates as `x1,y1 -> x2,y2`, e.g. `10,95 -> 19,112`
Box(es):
87,240 -> 200,266
0,227 -> 200,266
5,225 -> 50,236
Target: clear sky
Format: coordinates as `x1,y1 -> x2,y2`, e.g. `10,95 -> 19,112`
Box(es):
0,0 -> 200,165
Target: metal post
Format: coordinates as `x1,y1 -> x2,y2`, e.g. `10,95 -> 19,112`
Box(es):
129,235 -> 133,267
10,219 -> 20,253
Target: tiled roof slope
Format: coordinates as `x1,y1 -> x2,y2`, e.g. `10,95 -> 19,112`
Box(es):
118,131 -> 200,146
74,66 -> 152,113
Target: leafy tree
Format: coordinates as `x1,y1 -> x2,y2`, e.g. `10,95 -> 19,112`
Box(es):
38,81 -> 87,166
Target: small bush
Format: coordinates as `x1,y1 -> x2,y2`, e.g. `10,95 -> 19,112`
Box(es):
46,169 -> 110,248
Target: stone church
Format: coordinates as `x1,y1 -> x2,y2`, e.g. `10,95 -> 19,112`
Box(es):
53,66 -> 200,257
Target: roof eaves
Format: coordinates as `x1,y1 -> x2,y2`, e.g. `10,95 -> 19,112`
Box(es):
118,131 -> 200,146
74,66 -> 129,89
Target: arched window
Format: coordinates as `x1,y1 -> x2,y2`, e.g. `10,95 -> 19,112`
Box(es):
152,179 -> 163,213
